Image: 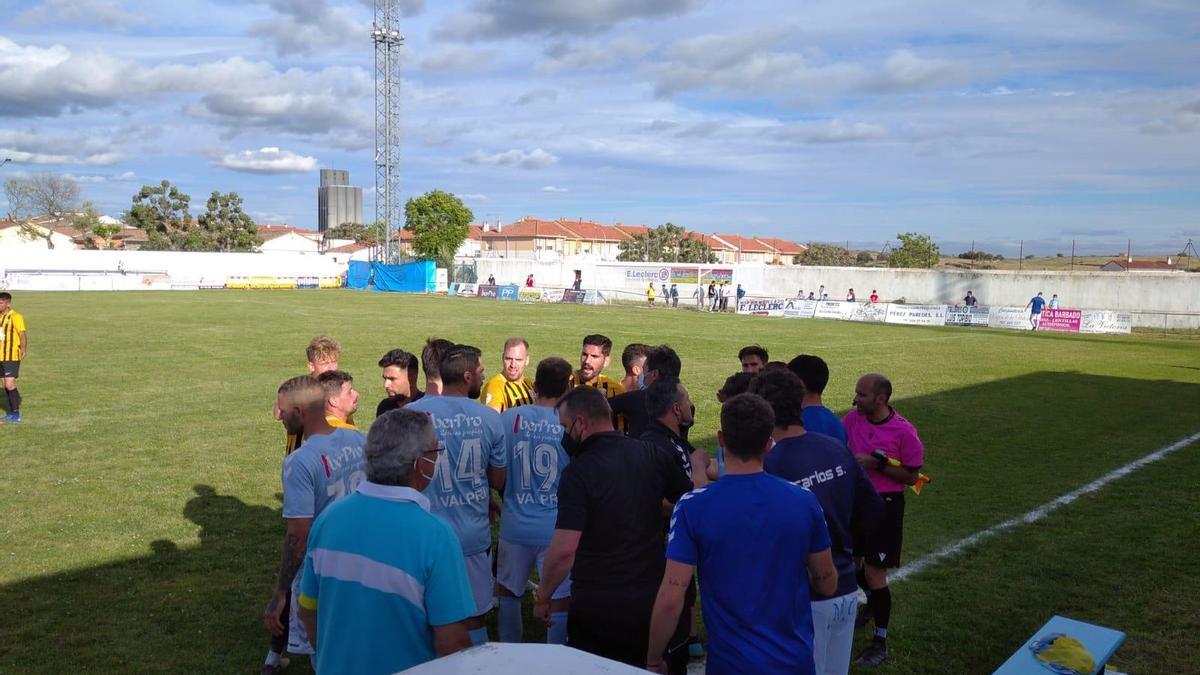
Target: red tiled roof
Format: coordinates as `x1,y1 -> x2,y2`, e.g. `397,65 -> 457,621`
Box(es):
328,242 -> 370,253
612,223 -> 649,237
687,232 -> 736,251
480,217 -> 578,239
755,236 -> 807,255
556,219 -> 631,241
714,234 -> 774,253
1105,259 -> 1173,270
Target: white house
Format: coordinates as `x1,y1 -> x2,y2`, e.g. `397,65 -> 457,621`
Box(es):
257,225 -> 322,254
0,221 -> 77,251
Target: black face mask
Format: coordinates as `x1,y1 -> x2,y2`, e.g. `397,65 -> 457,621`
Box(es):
561,419 -> 584,457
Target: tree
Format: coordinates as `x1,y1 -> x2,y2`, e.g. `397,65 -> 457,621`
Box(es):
325,221 -> 385,245
198,191 -> 260,252
404,190 -> 473,275
126,180 -> 194,251
855,250 -> 874,265
617,222 -> 716,263
797,243 -> 853,267
73,202 -> 120,249
889,232 -> 940,268
4,174 -> 81,249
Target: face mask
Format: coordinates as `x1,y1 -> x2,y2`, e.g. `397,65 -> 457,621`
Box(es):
677,405 -> 695,431
416,455 -> 438,482
561,419 -> 584,457
636,372 -> 646,390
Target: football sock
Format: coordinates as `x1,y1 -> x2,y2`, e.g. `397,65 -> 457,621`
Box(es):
5,388 -> 17,413
264,650 -> 281,666
468,626 -> 489,646
498,596 -> 522,643
871,586 -> 892,637
547,611 -> 569,645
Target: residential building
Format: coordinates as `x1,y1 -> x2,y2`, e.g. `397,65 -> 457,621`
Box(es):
712,234 -> 776,265
258,225 -> 322,254
1100,259 -> 1176,271
754,237 -> 808,265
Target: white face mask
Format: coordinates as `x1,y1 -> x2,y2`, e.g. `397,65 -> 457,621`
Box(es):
417,455 -> 438,482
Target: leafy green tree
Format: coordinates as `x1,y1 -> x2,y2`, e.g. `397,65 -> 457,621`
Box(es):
798,243 -> 853,266
127,180 -> 193,250
889,232 -> 941,268
325,221 -> 385,245
73,202 -> 120,249
404,190 -> 473,275
617,222 -> 715,263
855,250 -> 874,265
198,191 -> 260,252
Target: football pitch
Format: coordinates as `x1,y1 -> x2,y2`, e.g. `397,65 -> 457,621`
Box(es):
1,290 -> 1197,673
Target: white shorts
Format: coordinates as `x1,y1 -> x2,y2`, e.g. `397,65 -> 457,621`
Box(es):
287,574 -> 314,655
811,592 -> 857,675
465,550 -> 495,617
497,540 -> 571,600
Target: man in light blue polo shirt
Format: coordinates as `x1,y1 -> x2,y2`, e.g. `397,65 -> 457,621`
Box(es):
408,344 -> 507,645
298,409 -> 475,675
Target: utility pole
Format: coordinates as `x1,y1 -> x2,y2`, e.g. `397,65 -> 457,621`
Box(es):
1070,239 -> 1075,272
1018,240 -> 1023,271
373,1 -> 404,263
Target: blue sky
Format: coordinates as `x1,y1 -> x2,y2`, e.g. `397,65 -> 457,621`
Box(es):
1,0 -> 1198,255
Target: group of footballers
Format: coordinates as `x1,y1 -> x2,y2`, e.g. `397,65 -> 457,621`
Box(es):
261,330 -> 925,674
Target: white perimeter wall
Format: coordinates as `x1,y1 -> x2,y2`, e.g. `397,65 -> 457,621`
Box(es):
473,258 -> 1200,327
1,248 -> 349,283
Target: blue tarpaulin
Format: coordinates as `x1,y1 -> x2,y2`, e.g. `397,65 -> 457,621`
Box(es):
346,260 -> 372,290
371,260 -> 436,293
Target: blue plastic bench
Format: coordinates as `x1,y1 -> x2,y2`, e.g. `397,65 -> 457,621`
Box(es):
994,615 -> 1125,674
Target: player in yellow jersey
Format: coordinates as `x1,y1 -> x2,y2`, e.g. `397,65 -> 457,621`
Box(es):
569,334 -> 625,398
0,292 -> 28,423
481,336 -> 535,412
281,336 -> 343,453
317,370 -> 359,430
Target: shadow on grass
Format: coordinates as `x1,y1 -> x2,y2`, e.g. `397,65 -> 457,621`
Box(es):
2,373 -> 1198,672
0,485 -> 288,673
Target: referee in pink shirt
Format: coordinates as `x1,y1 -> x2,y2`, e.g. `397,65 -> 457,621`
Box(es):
842,373 -> 925,668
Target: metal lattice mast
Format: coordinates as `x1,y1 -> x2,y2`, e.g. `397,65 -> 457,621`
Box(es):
373,1 -> 404,262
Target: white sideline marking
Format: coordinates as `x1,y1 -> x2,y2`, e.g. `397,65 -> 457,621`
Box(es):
892,430 -> 1200,583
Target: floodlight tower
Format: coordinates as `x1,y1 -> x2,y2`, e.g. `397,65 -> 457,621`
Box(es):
373,1 -> 404,262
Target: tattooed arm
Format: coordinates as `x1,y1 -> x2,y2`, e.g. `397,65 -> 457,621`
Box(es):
645,560 -> 695,672
262,517 -> 313,635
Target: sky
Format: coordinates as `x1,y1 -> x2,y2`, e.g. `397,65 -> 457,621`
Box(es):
1,0 -> 1198,256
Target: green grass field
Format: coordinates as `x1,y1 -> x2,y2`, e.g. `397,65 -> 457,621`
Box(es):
1,290 -> 1197,673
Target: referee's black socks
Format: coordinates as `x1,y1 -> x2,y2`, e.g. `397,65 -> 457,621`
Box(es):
5,388 -> 17,413
871,585 -> 891,644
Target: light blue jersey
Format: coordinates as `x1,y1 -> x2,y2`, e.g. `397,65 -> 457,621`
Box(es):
282,427 -> 368,520
408,395 -> 506,555
499,404 -> 569,546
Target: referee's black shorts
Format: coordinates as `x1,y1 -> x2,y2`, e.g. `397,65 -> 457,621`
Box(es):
0,361 -> 19,379
857,491 -> 905,568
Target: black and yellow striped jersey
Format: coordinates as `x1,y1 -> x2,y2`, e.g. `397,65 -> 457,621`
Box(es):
0,309 -> 26,362
481,374 -> 535,412
569,372 -> 626,398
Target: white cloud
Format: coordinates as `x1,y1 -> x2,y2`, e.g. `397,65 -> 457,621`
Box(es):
769,120 -> 889,144
0,128 -> 122,165
460,193 -> 490,201
420,46 -> 500,73
437,0 -> 704,40
466,148 -> 559,169
13,0 -> 144,30
1142,99 -> 1200,135
541,185 -> 568,192
249,0 -> 366,56
536,36 -> 651,74
216,147 -> 318,174
646,32 -> 969,100
515,88 -> 558,106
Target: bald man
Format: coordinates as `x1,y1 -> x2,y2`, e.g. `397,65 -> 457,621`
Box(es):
842,374 -> 925,668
